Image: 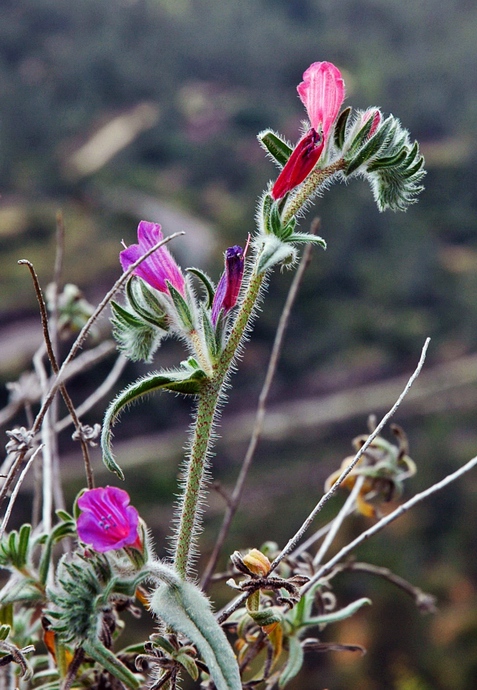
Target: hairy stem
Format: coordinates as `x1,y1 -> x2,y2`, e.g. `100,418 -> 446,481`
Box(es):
173,260 -> 266,579
173,380 -> 220,579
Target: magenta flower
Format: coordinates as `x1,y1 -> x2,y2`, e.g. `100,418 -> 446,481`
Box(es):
120,221 -> 185,296
77,486 -> 142,553
272,61 -> 345,200
211,245 -> 245,325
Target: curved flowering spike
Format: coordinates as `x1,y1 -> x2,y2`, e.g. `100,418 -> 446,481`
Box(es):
77,486 -> 142,553
297,61 -> 346,140
211,245 -> 245,324
120,221 -> 185,296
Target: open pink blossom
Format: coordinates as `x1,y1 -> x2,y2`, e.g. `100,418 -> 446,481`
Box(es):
272,61 -> 345,200
120,221 -> 185,296
77,486 -> 142,553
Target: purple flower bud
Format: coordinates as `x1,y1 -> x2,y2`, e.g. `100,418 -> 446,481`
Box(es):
76,486 -> 142,553
211,245 -> 244,325
120,221 -> 185,296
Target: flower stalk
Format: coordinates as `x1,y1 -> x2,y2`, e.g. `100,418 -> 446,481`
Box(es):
173,261 -> 266,578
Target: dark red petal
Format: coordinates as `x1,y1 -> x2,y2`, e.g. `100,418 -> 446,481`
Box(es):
271,129 -> 324,200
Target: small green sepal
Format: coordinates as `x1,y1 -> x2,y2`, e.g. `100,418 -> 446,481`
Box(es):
333,106 -> 352,150
186,267 -> 216,308
167,283 -> 194,331
258,129 -> 293,167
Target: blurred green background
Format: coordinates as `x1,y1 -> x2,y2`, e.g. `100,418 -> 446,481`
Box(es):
1,1 -> 477,688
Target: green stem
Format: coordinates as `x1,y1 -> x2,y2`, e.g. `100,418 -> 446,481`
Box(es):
173,265 -> 266,579
173,379 -> 220,579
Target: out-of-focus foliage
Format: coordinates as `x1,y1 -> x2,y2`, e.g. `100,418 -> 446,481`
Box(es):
2,1 -> 477,688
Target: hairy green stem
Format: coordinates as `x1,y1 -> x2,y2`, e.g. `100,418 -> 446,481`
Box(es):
173,264 -> 265,579
173,380 -> 220,578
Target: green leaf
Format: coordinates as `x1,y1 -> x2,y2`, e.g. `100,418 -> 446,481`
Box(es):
201,307 -> 219,361
39,518 -> 77,585
258,129 -> 293,167
111,301 -> 165,362
303,597 -> 371,627
126,278 -> 168,329
345,116 -> 394,175
286,233 -> 327,249
82,639 -> 140,689
101,368 -> 207,478
167,283 -> 194,330
150,579 -> 241,690
17,524 -> 32,569
279,635 -> 304,688
333,106 -> 352,150
257,236 -> 297,274
186,267 -> 216,308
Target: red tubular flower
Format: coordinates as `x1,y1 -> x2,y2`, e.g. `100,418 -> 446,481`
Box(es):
271,128 -> 324,200
77,486 -> 142,553
120,220 -> 185,296
211,245 -> 244,325
272,61 -> 345,200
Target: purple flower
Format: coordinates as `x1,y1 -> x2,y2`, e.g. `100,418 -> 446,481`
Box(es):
77,486 -> 142,553
272,61 -> 345,200
211,245 -> 244,325
120,221 -> 185,296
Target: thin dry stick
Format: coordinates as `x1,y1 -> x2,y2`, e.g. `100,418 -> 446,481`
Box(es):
19,260 -> 95,489
27,231 -> 185,433
217,338 -> 431,624
0,445 -> 44,538
326,561 -> 437,613
313,475 -> 364,566
200,229 -> 317,590
267,337 -> 431,575
54,354 -> 127,435
0,233 -> 185,508
50,212 -> 67,511
302,453 -> 477,594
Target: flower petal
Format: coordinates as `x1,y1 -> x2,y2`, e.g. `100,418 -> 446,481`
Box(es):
77,486 -> 141,553
271,128 -> 324,199
120,221 -> 185,295
297,62 -> 345,139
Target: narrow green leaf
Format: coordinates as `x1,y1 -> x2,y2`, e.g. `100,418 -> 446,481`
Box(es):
101,368 -> 207,478
258,129 -> 293,167
279,635 -> 304,688
286,233 -> 327,249
0,623 -> 11,640
303,597 -> 371,627
345,117 -> 394,175
168,283 -> 194,330
18,524 -> 32,568
202,308 -> 219,361
82,639 -> 140,689
334,106 -> 352,150
126,278 -> 168,329
257,236 -> 296,274
186,267 -> 216,308
176,651 -> 199,681
367,147 -> 408,172
150,580 -> 242,690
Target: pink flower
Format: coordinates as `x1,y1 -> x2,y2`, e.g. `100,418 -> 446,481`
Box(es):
272,61 -> 345,200
211,245 -> 245,324
297,61 -> 345,141
77,486 -> 142,553
120,221 -> 185,296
